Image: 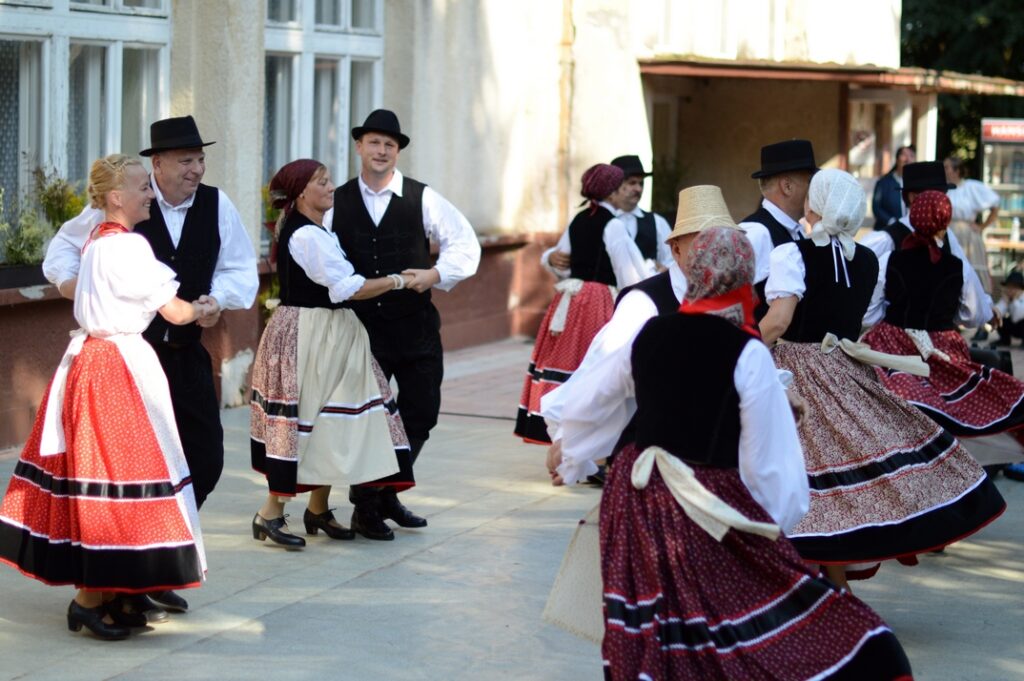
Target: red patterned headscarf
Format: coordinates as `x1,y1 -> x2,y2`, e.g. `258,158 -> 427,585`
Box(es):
580,163 -> 624,213
680,226 -> 760,337
904,190 -> 952,263
269,159 -> 324,218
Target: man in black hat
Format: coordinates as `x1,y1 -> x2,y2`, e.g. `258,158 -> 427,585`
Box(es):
43,114 -> 258,619
541,155 -> 671,276
324,109 -> 480,540
860,160 -> 994,329
740,139 -> 818,320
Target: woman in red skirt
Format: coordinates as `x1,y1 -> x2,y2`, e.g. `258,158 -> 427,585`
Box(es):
862,191 -> 1024,441
0,155 -> 212,640
515,163 -> 653,443
552,227 -> 913,680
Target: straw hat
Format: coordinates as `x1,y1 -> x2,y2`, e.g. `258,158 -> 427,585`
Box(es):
665,185 -> 738,241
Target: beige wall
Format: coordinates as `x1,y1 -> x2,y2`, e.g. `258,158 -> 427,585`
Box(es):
170,0 -> 265,248
633,0 -> 901,69
646,75 -> 841,220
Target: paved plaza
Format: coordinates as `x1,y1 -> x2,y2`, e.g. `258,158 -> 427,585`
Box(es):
1,338 -> 1023,680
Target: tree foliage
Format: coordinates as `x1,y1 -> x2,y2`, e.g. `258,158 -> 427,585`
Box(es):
901,0 -> 1024,175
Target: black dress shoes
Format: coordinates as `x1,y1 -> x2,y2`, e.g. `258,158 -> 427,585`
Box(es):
303,508 -> 356,540
379,489 -> 427,528
104,596 -> 148,628
350,504 -> 395,541
252,513 -> 306,549
67,600 -> 130,640
149,590 -> 189,613
122,593 -> 169,624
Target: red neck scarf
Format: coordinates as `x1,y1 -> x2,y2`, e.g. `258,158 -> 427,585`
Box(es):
679,283 -> 761,339
901,232 -> 943,264
83,221 -> 130,252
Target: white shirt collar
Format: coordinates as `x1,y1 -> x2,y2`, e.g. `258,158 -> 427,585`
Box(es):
762,198 -> 801,235
627,206 -> 644,218
358,169 -> 405,198
152,176 -> 195,211
668,261 -> 687,302
597,200 -> 621,216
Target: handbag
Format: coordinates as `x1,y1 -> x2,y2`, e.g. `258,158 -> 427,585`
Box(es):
541,502 -> 604,645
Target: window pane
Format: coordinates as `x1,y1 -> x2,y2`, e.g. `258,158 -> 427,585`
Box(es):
351,0 -> 376,30
0,40 -> 43,224
313,59 -> 339,179
315,0 -> 340,26
267,0 -> 296,23
122,48 -> 160,156
264,55 -> 294,183
123,0 -> 164,8
71,0 -> 110,6
348,60 -> 375,178
68,44 -> 108,188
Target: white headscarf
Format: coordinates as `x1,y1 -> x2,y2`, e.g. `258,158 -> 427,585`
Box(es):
807,168 -> 866,261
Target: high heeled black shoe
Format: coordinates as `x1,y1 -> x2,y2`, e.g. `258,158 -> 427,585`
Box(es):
252,513 -> 306,549
303,508 -> 355,540
67,600 -> 130,640
104,596 -> 148,628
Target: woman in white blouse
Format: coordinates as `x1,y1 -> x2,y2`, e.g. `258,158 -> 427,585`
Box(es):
760,169 -> 1003,590
945,156 -> 1000,293
250,160 -> 416,548
0,154 -> 212,640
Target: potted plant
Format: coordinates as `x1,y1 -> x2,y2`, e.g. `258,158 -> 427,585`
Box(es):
0,168 -> 86,289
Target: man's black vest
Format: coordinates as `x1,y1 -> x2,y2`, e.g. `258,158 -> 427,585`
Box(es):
632,314 -> 752,467
331,177 -> 431,320
568,206 -> 617,286
883,220 -> 912,252
782,240 -> 879,343
615,269 -> 678,315
277,210 -> 343,309
743,204 -> 798,322
634,211 -> 657,261
884,242 -> 963,331
135,184 -> 220,345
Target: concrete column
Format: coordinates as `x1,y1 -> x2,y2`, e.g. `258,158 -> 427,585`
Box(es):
169,0 -> 265,247
913,93 -> 939,162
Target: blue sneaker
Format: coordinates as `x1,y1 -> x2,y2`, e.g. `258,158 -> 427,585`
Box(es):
1004,463 -> 1024,482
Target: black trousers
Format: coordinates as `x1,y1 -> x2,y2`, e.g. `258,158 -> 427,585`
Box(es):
358,305 -> 444,446
149,341 -> 224,508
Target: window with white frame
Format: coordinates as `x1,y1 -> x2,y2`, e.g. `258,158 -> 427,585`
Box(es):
0,1 -> 169,224
264,0 -> 383,190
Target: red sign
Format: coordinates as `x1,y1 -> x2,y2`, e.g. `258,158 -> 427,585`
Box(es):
982,118 -> 1024,143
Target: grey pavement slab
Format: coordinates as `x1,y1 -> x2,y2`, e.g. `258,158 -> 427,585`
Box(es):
0,338 -> 1023,680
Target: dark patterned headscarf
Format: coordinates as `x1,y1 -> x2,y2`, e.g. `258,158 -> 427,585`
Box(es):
269,159 -> 323,217
904,190 -> 952,264
680,226 -> 760,337
580,163 -> 624,213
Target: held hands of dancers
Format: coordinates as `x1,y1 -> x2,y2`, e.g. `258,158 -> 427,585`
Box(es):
192,294 -> 221,326
401,267 -> 441,293
549,251 -> 571,270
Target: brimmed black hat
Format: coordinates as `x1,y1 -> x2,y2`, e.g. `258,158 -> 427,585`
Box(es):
1004,270 -> 1024,288
139,115 -> 215,157
351,109 -> 410,149
902,161 -> 955,193
751,140 -> 818,179
610,155 -> 652,178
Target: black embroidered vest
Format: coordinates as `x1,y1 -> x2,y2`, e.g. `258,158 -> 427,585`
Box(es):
634,211 -> 657,260
135,184 -> 220,345
782,240 -> 879,343
631,314 -> 752,467
568,206 -> 617,286
744,204 -> 798,321
883,221 -> 912,252
884,243 -> 963,331
615,269 -> 678,315
277,210 -> 343,309
331,177 -> 430,320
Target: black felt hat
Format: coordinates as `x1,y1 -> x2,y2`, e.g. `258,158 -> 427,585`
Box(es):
902,161 -> 956,192
751,140 -> 818,179
1003,270 -> 1024,288
139,116 -> 215,157
351,109 -> 410,149
610,155 -> 652,178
